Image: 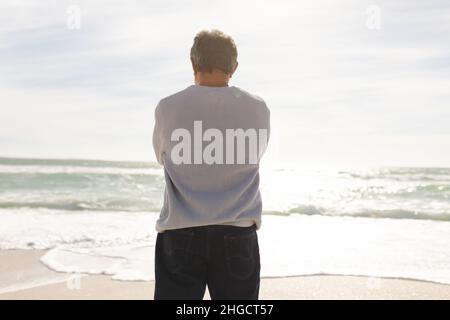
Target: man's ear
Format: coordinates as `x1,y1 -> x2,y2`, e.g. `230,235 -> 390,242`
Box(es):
230,61 -> 238,77
190,58 -> 197,75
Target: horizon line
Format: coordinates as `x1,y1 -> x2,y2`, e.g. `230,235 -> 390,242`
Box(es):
0,154 -> 449,169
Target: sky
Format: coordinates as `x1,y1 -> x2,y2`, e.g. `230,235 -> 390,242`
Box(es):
1,0 -> 449,167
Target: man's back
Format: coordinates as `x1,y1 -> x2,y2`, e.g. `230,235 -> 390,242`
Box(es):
153,29 -> 269,300
153,84 -> 270,232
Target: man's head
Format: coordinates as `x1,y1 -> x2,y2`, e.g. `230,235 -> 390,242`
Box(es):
190,29 -> 238,86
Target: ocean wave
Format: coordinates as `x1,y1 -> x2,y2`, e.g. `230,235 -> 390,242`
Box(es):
0,165 -> 163,175
339,167 -> 450,182
267,206 -> 450,221
0,209 -> 158,250
0,157 -> 449,222
0,171 -> 164,191
342,184 -> 450,200
0,200 -> 162,212
1,157 -> 450,288
0,157 -> 160,169
2,214 -> 447,285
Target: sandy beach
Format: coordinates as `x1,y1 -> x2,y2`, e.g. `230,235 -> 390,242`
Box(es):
1,249 -> 449,300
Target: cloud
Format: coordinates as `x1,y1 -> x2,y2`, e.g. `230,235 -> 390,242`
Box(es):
0,0 -> 449,165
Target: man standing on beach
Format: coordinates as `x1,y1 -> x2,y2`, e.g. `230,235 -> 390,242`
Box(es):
152,29 -> 270,300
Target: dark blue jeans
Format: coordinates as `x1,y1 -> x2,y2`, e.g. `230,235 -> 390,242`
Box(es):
154,224 -> 260,300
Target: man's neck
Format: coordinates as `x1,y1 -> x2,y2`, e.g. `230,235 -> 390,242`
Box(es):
196,80 -> 229,87
195,70 -> 230,87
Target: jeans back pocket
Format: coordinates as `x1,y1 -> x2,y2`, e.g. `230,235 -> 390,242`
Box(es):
162,229 -> 195,273
224,230 -> 259,280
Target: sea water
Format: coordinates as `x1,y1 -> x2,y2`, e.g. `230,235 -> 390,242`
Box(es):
0,157 -> 449,292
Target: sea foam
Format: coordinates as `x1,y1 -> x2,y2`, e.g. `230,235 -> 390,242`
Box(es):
1,209 -> 450,285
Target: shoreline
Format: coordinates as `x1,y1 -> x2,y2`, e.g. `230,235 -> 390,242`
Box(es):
1,249 -> 450,300
261,273 -> 450,288
2,274 -> 450,300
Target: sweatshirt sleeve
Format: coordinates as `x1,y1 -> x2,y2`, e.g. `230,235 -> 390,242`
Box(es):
265,102 -> 271,142
257,101 -> 270,161
152,102 -> 164,165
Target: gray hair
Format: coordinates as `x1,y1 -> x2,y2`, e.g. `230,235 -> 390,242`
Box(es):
190,29 -> 238,74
